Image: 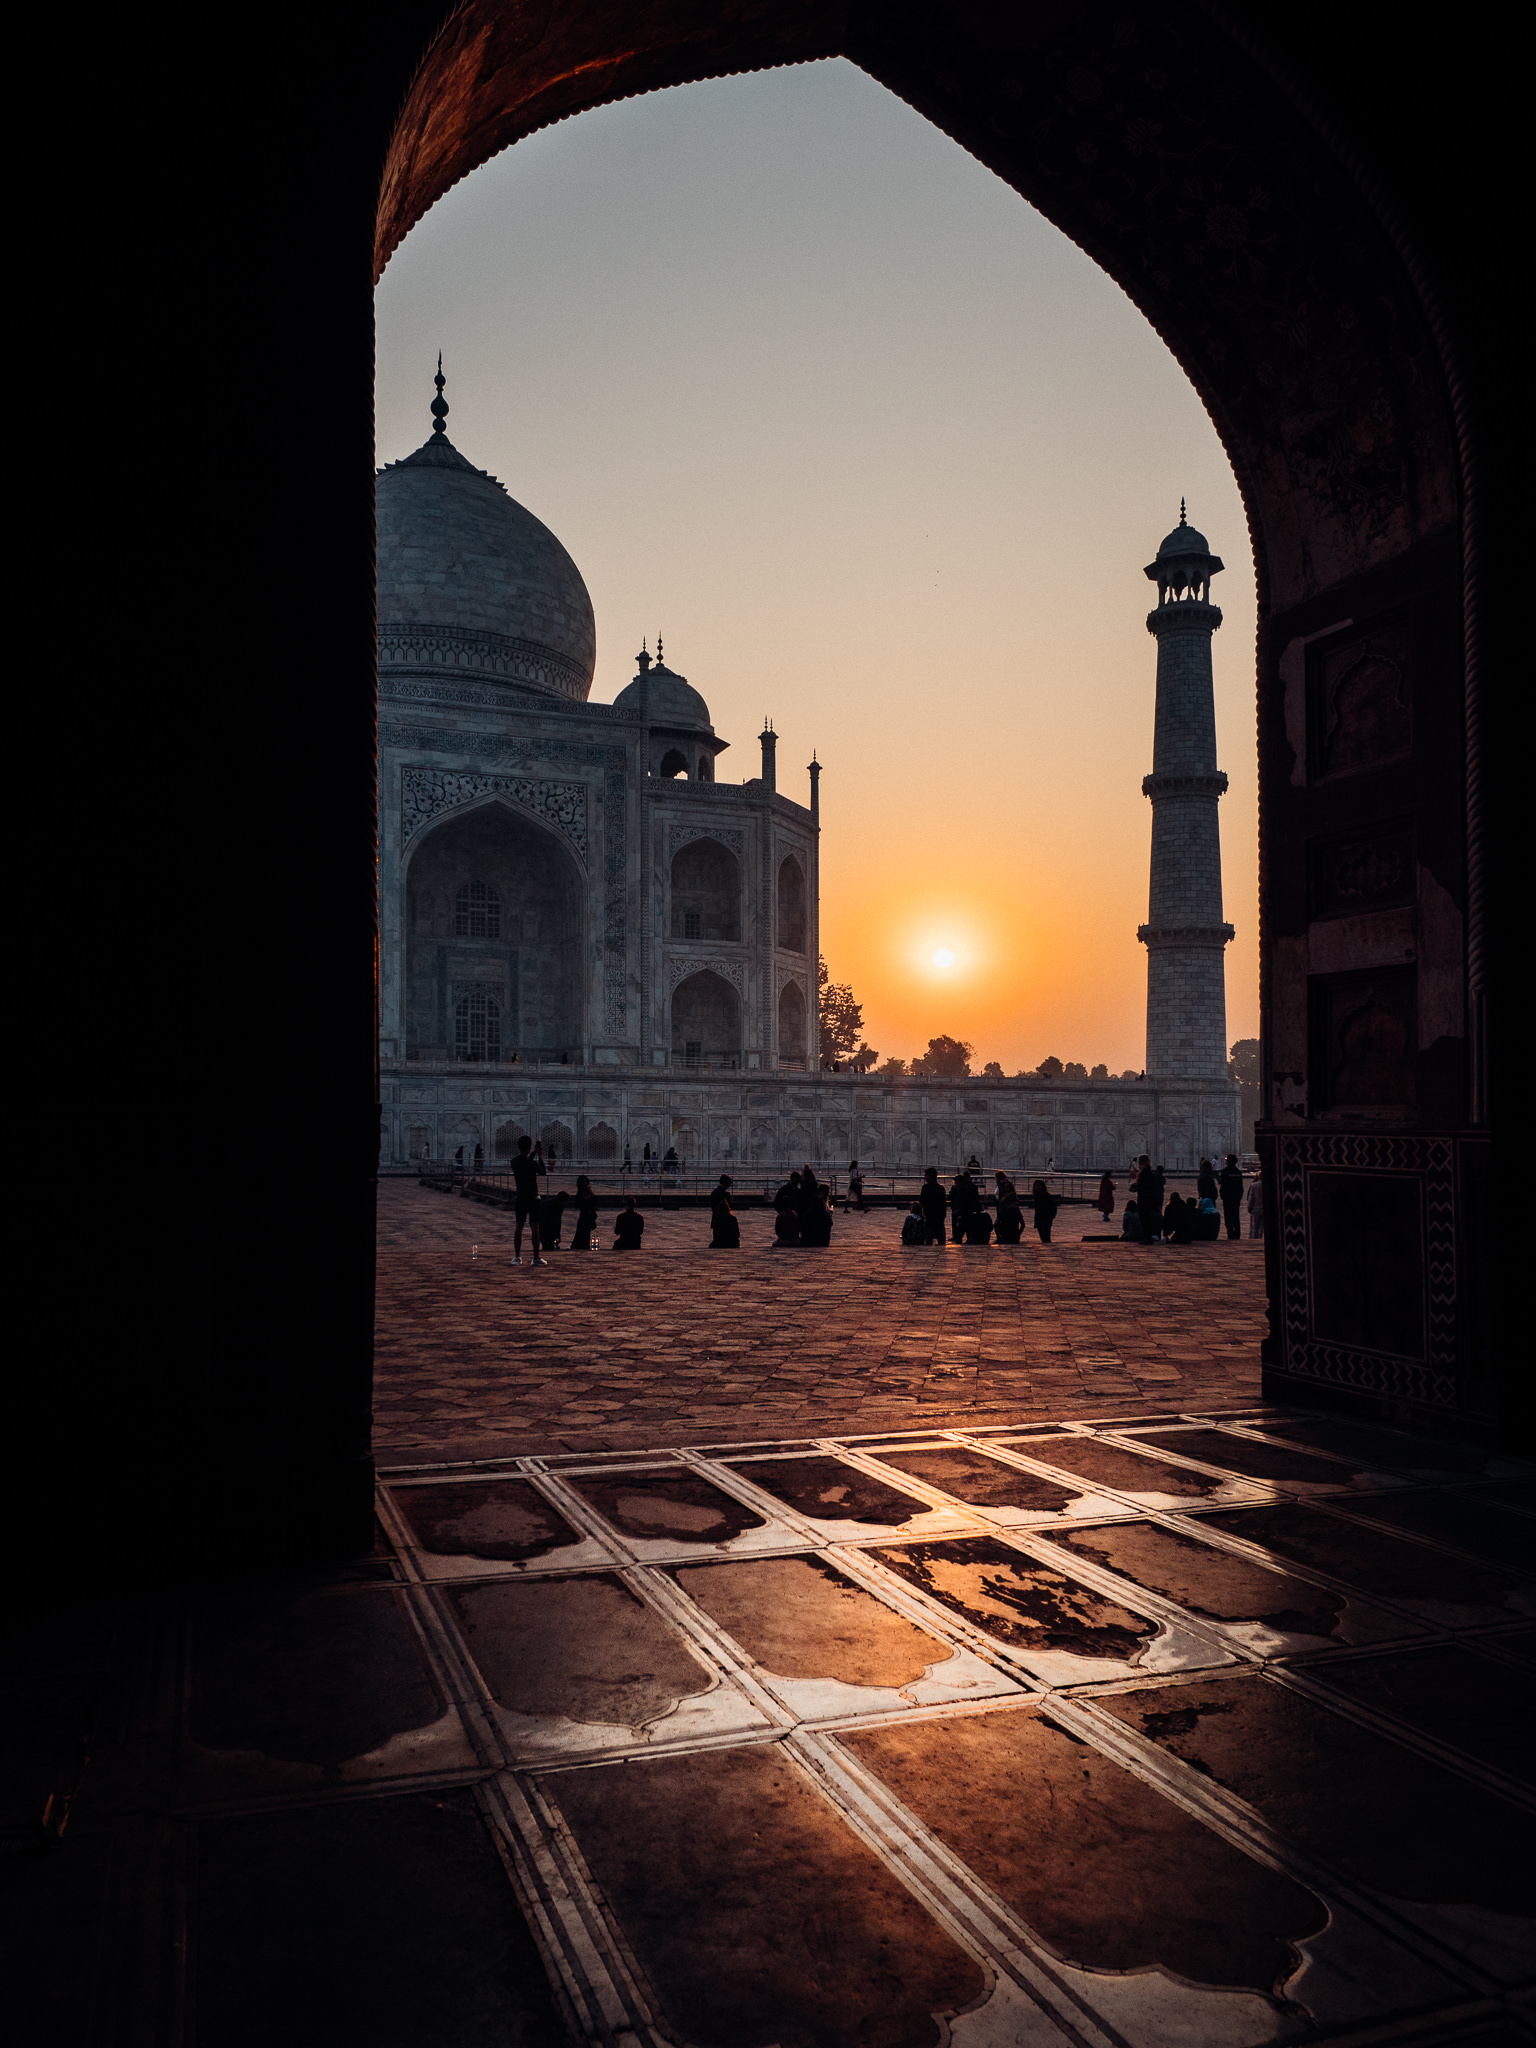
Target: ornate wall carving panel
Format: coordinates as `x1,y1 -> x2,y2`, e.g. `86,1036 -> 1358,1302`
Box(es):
399,766 -> 588,860
1278,1131 -> 1457,1408
668,823 -> 744,856
667,955 -> 746,994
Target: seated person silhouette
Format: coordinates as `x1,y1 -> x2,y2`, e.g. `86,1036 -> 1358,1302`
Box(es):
801,1184 -> 834,1246
613,1198 -> 645,1249
1165,1193 -> 1196,1244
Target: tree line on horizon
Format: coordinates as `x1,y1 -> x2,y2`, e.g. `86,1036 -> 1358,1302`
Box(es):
819,959 -> 1260,1136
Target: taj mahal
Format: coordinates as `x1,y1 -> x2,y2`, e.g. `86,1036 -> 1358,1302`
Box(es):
378,369 -> 1240,1172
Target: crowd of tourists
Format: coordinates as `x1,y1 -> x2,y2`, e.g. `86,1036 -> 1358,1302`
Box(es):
1116,1153 -> 1262,1244
496,1134 -> 1260,1262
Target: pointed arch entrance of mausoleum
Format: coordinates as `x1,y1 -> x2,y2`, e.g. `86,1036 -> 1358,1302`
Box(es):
402,795 -> 585,1059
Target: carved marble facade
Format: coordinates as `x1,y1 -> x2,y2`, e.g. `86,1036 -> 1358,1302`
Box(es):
379,680 -> 820,1071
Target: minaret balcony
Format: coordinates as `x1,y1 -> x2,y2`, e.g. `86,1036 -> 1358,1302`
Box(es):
1142,771 -> 1229,800
1145,600 -> 1223,636
1138,922 -> 1235,948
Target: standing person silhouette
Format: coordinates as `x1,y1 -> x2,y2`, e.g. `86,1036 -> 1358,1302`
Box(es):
949,1170 -> 978,1243
918,1168 -> 948,1245
1133,1155 -> 1165,1242
1097,1170 -> 1116,1223
1218,1153 -> 1244,1240
1031,1179 -> 1060,1244
509,1136 -> 548,1267
569,1175 -> 599,1251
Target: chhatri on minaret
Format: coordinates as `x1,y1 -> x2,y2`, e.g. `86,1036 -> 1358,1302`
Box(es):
1138,506 -> 1236,1083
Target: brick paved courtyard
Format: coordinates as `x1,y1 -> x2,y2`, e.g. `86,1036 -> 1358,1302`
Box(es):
375,1180 -> 1269,1462
22,1185 -> 1530,2046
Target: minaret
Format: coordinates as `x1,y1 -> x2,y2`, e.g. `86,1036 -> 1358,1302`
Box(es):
1138,506 -> 1235,1078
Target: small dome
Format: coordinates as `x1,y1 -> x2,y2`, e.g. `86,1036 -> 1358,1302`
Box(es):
612,661 -> 712,730
377,432 -> 596,701
1157,520 -> 1212,557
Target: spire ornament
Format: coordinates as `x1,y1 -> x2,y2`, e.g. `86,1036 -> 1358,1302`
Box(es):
431,353 -> 449,437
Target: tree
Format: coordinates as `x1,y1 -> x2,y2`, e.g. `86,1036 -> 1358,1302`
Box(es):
875,1056 -> 907,1077
817,955 -> 865,1067
1090,1063 -> 1109,1081
1229,1038 -> 1261,1149
982,1061 -> 1003,1078
850,1043 -> 879,1074
919,1034 -> 974,1079
1064,1061 -> 1088,1080
1036,1055 -> 1065,1080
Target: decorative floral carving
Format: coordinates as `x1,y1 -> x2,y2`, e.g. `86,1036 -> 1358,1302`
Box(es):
668,823 -> 744,856
380,623 -> 588,699
400,766 -> 588,860
669,956 -> 746,994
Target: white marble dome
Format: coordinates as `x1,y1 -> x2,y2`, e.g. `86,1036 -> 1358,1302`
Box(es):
376,432 -> 596,701
611,661 -> 713,730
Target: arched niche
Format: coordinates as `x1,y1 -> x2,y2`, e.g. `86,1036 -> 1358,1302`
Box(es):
778,980 -> 807,1064
777,856 -> 807,954
671,837 -> 741,942
405,801 -> 583,1059
672,970 -> 741,1066
540,1119 -> 575,1160
658,748 -> 689,779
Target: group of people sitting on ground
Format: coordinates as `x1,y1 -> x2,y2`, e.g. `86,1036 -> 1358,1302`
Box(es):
1119,1152 -> 1254,1243
898,1167 -> 1059,1246
765,1167 -> 836,1247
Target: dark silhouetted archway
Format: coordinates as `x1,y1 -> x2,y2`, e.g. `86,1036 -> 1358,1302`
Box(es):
48,2 -> 1517,1584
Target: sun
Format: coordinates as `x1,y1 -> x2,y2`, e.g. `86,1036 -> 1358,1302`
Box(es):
931,947 -> 956,969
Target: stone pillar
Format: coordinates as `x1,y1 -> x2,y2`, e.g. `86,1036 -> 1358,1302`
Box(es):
1138,510 -> 1234,1080
760,720 -> 777,794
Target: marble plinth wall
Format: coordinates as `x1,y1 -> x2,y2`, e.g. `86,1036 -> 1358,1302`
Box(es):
382,1067 -> 1242,1173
